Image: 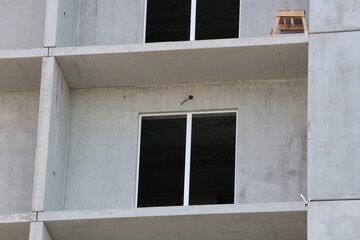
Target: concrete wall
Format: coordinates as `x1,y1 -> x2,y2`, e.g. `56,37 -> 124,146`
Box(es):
240,0 -> 309,38
0,0 -> 46,49
308,31 -> 360,200
75,0 -> 145,46
308,201 -> 360,240
310,0 -> 360,33
0,91 -> 39,214
56,0 -> 77,47
32,58 -> 71,212
65,78 -> 307,210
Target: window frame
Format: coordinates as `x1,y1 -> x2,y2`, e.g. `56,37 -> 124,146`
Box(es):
142,0 -> 242,43
135,110 -> 238,207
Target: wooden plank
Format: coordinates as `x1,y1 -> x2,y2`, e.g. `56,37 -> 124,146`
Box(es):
277,10 -> 305,17
278,24 -> 304,31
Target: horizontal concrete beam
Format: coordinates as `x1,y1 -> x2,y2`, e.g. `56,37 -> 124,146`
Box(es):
0,212 -> 36,224
49,35 -> 308,88
38,202 -> 306,221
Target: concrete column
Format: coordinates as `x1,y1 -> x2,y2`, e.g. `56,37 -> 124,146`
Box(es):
29,222 -> 53,240
308,0 -> 360,239
32,57 -> 71,212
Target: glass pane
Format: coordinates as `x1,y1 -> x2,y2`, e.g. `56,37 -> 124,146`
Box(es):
146,0 -> 191,43
195,0 -> 240,40
189,113 -> 236,205
137,115 -> 186,207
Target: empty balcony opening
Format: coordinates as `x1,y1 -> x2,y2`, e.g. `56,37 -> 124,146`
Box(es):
137,115 -> 187,207
189,113 -> 236,205
145,0 -> 192,43
137,111 -> 236,208
195,0 -> 240,40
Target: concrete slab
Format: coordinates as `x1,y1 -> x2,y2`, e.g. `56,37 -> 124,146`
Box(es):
310,0 -> 360,33
50,35 -> 308,88
308,31 -> 360,200
308,200 -> 360,240
0,48 -> 47,92
0,213 -> 35,240
39,202 -> 306,240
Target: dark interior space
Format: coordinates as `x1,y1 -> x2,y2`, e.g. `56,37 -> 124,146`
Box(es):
195,0 -> 240,40
137,115 -> 186,207
189,113 -> 236,205
146,0 -> 191,43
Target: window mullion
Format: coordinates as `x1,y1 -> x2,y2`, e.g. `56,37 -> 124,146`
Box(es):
190,0 -> 197,40
183,113 -> 192,206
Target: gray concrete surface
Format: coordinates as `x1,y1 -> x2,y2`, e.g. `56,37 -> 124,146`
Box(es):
65,78 -> 306,210
0,48 -> 46,92
310,0 -> 360,33
0,222 -> 31,240
29,222 -> 53,240
75,0 -> 145,46
308,31 -> 360,200
32,58 -> 71,212
308,200 -> 360,240
43,209 -> 306,240
56,0 -> 77,47
50,35 -> 308,88
0,91 -> 39,214
0,0 -> 46,49
240,0 -> 309,38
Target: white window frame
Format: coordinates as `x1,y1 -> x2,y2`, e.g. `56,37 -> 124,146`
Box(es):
135,110 -> 238,207
142,0 -> 242,43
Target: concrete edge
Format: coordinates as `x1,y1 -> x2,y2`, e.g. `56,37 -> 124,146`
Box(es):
49,35 -> 308,57
0,48 -> 48,59
0,212 -> 37,224
38,202 -> 306,222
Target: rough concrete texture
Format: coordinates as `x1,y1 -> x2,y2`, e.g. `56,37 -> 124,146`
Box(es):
308,31 -> 360,200
0,0 -> 45,49
65,78 -> 306,210
0,91 -> 39,214
310,0 -> 360,33
308,200 -> 360,240
240,0 -> 309,38
75,0 -> 145,46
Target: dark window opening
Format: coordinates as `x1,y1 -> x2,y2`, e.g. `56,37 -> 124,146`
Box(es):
145,0 -> 191,43
137,115 -> 186,207
189,113 -> 236,205
195,0 -> 240,40
137,112 -> 236,207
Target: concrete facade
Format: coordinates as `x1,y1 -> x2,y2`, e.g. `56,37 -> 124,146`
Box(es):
307,1 -> 360,240
0,0 -> 359,239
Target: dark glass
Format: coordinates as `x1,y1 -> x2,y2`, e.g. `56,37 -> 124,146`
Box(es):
195,0 -> 239,40
137,115 -> 186,207
146,0 -> 191,42
189,113 -> 236,205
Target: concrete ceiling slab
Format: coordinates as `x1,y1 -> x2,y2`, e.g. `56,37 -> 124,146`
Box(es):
39,202 -> 307,240
0,212 -> 36,240
0,48 -> 47,92
50,35 -> 308,89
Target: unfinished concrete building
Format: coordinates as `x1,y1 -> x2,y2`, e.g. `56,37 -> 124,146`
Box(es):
0,0 -> 359,239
